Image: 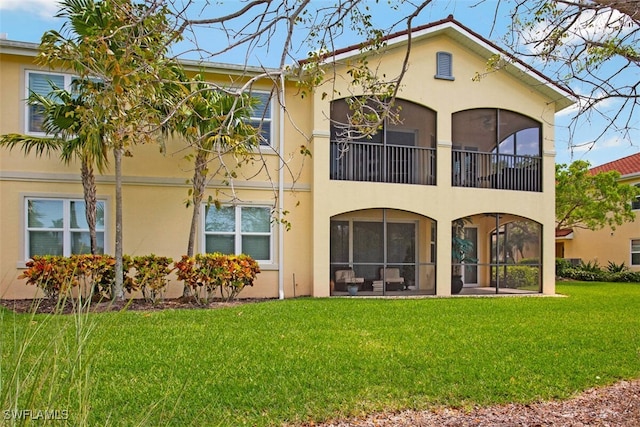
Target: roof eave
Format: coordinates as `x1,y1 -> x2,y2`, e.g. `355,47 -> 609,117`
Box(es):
0,38 -> 278,78
320,18 -> 575,113
0,39 -> 40,57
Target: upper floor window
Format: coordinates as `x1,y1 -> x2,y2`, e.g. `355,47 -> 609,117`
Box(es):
26,71 -> 73,134
247,91 -> 273,147
631,239 -> 640,266
25,197 -> 105,259
204,204 -> 272,262
632,184 -> 640,210
435,51 -> 454,80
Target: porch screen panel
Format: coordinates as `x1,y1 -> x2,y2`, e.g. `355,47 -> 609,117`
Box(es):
387,222 -> 416,288
463,227 -> 478,284
353,221 -> 384,279
452,109 -> 496,152
388,100 -> 436,149
330,221 -> 349,263
386,223 -> 415,263
353,222 -> 383,262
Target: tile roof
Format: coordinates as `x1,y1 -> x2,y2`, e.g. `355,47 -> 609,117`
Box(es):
555,228 -> 574,238
589,152 -> 640,176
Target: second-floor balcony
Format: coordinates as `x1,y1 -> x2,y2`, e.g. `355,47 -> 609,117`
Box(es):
452,149 -> 542,192
329,142 -> 542,192
330,141 -> 436,185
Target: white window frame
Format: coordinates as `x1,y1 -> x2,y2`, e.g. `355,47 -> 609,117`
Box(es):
247,90 -> 273,147
25,70 -> 75,135
631,239 -> 640,266
632,184 -> 640,210
202,204 -> 273,263
24,196 -> 107,260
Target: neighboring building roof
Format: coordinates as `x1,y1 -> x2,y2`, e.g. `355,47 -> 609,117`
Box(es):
555,228 -> 574,239
590,152 -> 640,178
313,15 -> 575,113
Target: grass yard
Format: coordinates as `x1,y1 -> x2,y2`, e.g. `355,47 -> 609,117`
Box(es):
2,282 -> 640,426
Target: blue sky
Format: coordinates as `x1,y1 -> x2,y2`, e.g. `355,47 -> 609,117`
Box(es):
1,0 -> 638,167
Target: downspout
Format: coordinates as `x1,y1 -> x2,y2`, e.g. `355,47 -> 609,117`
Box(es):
278,73 -> 285,300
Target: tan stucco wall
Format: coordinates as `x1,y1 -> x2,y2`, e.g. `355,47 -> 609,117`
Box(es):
310,33 -> 559,296
0,50 -> 314,299
560,176 -> 640,270
1,25 -> 568,299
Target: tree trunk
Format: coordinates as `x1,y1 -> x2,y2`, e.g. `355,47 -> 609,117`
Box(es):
187,150 -> 208,257
112,146 -> 125,300
81,158 -> 98,255
183,150 -> 208,297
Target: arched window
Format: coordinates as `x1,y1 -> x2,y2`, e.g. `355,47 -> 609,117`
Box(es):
451,109 -> 542,191
330,98 -> 436,185
452,109 -> 540,155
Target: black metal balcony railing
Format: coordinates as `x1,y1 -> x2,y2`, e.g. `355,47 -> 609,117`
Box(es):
330,141 -> 436,185
329,143 -> 541,192
452,150 -> 542,192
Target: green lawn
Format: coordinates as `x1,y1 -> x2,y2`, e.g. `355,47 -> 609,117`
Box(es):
2,282 -> 640,426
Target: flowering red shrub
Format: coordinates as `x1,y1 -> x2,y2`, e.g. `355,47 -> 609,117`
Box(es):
123,254 -> 174,304
174,253 -> 260,303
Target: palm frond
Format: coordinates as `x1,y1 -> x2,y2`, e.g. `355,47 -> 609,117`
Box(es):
0,134 -> 65,157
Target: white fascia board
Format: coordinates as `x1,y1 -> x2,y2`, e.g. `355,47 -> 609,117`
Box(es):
324,21 -> 575,112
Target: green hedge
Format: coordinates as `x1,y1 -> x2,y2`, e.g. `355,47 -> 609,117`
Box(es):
556,258 -> 640,283
495,265 -> 539,290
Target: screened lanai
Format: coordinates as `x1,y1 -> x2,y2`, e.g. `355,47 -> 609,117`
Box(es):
330,209 -> 436,296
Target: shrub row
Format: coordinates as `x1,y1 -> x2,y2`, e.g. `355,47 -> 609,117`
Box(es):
20,253 -> 260,303
556,258 -> 640,283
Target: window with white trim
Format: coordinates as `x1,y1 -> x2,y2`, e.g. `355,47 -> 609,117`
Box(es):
247,91 -> 273,146
25,198 -> 105,258
26,71 -> 74,134
204,205 -> 272,262
632,239 -> 640,266
632,184 -> 640,210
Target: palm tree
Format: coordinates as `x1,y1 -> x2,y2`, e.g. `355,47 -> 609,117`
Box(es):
39,0 -> 183,300
0,83 -> 108,255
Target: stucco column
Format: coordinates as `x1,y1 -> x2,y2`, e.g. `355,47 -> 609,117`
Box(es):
311,131 -> 332,297
436,212 -> 452,296
542,149 -> 557,295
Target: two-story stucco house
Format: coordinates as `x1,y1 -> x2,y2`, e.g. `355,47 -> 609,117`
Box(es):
0,16 -> 574,300
556,153 -> 640,270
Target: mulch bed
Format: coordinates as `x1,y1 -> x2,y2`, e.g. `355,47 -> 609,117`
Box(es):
301,379 -> 640,426
0,296 -> 267,315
